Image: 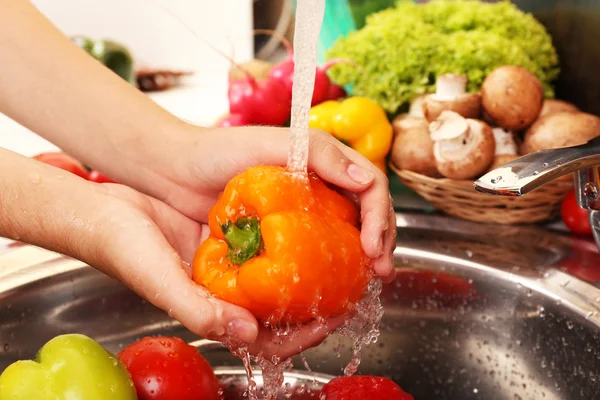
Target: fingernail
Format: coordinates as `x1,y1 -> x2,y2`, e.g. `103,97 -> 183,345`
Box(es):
227,319 -> 258,343
347,164 -> 375,185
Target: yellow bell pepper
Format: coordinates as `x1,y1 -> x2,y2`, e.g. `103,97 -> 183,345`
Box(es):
309,97 -> 393,173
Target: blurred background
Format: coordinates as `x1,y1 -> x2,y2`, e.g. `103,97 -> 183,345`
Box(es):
3,0 -> 600,175
0,0 -> 255,155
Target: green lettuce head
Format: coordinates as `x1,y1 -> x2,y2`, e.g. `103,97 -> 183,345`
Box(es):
326,0 -> 559,114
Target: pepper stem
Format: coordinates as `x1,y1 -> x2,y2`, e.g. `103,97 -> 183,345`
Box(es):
220,217 -> 262,265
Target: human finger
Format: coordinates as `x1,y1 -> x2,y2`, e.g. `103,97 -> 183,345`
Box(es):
306,130 -> 376,191
372,198 -> 397,282
246,316 -> 347,359
337,146 -> 393,265
97,199 -> 260,343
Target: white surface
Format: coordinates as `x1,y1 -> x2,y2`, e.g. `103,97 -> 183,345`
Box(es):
0,0 -> 253,156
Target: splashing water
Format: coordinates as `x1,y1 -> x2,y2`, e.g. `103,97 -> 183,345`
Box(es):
286,0 -> 326,175
337,278 -> 385,376
208,0 -> 381,397
220,277 -> 384,400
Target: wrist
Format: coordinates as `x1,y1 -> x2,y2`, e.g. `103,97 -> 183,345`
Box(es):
104,118 -> 204,201
0,148 -> 113,266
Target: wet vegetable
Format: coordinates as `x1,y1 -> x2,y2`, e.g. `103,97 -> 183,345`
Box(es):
119,336 -> 220,400
308,97 -> 393,172
320,376 -> 414,400
192,165 -> 372,324
0,334 -> 136,400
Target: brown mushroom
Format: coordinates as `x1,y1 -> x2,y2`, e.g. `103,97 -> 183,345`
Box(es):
409,95 -> 426,118
492,127 -> 518,156
390,117 -> 439,177
481,66 -> 544,131
422,74 -> 481,122
539,99 -> 579,118
430,111 -> 496,180
487,127 -> 519,172
392,114 -> 427,134
488,155 -> 519,172
520,111 -> 600,154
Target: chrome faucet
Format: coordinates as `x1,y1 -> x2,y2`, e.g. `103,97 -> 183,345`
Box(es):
474,136 -> 600,251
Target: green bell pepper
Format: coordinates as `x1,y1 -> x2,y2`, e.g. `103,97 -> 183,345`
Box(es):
0,334 -> 137,400
72,36 -> 136,84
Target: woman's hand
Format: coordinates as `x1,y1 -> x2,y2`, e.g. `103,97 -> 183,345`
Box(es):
130,125 -> 397,282
0,148 -> 351,358
97,124 -> 396,358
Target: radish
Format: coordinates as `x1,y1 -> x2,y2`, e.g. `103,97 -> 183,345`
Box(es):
228,75 -> 291,126
269,58 -> 352,106
217,29 -> 356,126
208,31 -> 291,126
254,29 -> 356,107
327,83 -> 347,101
218,113 -> 250,127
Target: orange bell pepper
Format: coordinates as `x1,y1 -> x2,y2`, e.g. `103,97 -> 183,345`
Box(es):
192,166 -> 372,325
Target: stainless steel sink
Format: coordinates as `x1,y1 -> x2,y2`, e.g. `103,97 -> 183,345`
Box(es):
2,212 -> 600,399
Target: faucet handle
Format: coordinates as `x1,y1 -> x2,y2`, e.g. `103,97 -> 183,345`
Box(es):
474,136 -> 600,200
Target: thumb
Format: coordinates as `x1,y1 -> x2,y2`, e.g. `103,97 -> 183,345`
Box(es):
99,207 -> 259,343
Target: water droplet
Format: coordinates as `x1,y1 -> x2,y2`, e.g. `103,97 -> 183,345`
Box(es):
566,320 -> 574,329
465,250 -> 473,258
542,163 -> 548,168
532,171 -> 540,176
28,173 -> 41,184
3,343 -> 9,352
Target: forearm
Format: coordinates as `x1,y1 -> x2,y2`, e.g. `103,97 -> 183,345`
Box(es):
0,147 -> 111,265
0,0 -> 191,195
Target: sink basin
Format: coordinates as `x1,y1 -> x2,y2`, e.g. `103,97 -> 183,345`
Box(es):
1,212 -> 600,399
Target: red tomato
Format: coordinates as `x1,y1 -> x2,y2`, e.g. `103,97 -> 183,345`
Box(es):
32,152 -> 89,179
320,376 -> 414,400
88,170 -> 117,184
561,190 -> 592,236
118,336 -> 221,400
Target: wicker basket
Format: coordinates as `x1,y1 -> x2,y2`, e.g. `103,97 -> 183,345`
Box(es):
389,163 -> 573,225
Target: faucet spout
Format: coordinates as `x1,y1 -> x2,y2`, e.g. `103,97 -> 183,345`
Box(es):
474,136 -> 600,253
474,137 -> 600,196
